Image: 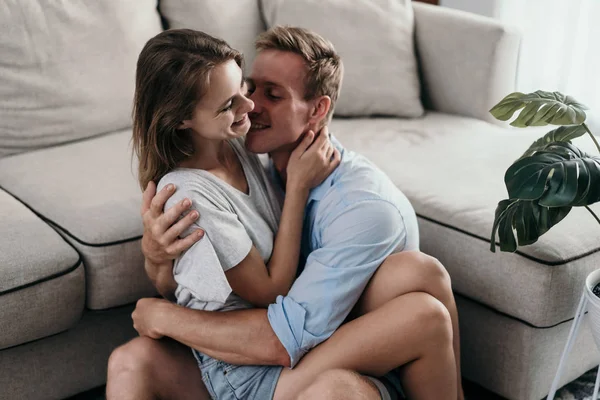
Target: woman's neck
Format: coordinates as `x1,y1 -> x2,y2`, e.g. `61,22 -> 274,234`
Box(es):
179,135 -> 232,172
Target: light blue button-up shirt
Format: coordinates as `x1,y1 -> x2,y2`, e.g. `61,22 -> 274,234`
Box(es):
267,136 -> 420,368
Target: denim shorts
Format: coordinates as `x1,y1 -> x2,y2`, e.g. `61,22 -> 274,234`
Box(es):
192,349 -> 283,400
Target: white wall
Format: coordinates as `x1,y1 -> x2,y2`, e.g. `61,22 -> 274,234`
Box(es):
439,0 -> 499,18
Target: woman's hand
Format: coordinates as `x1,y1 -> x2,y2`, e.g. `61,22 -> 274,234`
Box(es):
287,126 -> 341,192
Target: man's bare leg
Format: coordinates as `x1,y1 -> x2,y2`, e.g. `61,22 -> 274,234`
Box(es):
273,292 -> 456,400
351,251 -> 464,400
106,336 -> 210,400
296,369 -> 381,400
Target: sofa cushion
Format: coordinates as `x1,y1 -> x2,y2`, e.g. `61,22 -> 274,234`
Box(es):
330,113 -> 600,327
159,0 -> 265,72
0,189 -> 84,349
261,0 -> 424,118
0,0 -> 163,157
0,130 -> 155,310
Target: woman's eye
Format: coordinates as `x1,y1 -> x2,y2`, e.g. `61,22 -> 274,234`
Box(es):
223,102 -> 233,112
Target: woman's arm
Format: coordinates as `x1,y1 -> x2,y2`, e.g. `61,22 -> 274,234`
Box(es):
226,131 -> 340,307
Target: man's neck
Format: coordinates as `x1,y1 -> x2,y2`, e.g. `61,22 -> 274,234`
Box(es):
269,149 -> 292,186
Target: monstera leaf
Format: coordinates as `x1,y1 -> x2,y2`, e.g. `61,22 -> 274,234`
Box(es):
520,125 -> 587,159
490,199 -> 572,252
505,142 -> 600,207
490,91 -> 587,127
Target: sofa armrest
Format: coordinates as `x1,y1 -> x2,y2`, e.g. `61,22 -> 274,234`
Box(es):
413,3 -> 521,124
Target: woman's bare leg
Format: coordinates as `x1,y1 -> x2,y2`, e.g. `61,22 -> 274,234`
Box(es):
351,251 -> 464,400
106,336 -> 210,400
272,292 -> 456,400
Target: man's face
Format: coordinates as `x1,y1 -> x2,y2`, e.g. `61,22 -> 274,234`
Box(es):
245,50 -> 313,154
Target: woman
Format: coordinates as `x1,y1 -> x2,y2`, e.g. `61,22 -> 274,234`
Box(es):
132,29 -> 339,399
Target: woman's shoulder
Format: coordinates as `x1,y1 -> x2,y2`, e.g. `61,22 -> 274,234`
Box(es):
157,169 -> 232,212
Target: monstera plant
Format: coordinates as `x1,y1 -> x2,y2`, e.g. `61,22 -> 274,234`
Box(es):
490,90 -> 600,253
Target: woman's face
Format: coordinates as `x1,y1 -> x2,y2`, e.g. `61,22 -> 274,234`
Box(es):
180,59 -> 253,140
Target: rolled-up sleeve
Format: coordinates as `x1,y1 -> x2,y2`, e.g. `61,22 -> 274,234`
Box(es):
267,200 -> 409,367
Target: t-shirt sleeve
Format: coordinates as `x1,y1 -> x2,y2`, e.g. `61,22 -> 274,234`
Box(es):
162,181 -> 253,304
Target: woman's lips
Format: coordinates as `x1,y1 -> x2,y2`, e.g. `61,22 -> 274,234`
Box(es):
232,114 -> 248,127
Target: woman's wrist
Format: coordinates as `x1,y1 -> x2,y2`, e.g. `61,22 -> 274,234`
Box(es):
285,180 -> 310,198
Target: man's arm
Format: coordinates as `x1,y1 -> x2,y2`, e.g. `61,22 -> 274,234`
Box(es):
267,200 -> 410,367
137,182 -> 291,366
133,298 -> 290,367
144,259 -> 177,302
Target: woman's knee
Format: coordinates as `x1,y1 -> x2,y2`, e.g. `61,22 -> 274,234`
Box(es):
405,251 -> 452,297
412,293 -> 453,347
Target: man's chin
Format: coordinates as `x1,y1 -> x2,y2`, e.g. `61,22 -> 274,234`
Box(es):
244,135 -> 271,154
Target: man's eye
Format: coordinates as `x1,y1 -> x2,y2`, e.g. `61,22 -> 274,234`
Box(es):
267,91 -> 280,100
246,86 -> 255,96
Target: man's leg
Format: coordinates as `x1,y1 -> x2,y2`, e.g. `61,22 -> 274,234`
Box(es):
273,292 -> 456,400
106,336 -> 210,400
350,251 -> 464,400
296,369 -> 382,400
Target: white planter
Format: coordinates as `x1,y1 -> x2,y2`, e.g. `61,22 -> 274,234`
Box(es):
547,268 -> 600,400
585,268 -> 600,350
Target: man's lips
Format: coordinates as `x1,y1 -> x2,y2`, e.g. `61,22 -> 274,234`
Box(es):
250,122 -> 270,130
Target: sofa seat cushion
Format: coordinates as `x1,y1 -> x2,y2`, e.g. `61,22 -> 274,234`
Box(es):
0,189 -> 84,349
330,112 -> 600,327
0,130 -> 155,310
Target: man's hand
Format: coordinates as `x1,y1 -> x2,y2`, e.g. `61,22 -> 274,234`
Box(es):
132,297 -> 172,339
141,181 -> 205,264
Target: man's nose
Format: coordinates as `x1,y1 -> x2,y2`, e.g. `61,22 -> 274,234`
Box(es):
248,93 -> 263,114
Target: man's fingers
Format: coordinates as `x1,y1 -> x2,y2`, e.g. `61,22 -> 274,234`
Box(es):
156,197 -> 193,235
163,208 -> 200,244
150,184 -> 176,216
141,181 -> 157,215
167,230 -> 205,256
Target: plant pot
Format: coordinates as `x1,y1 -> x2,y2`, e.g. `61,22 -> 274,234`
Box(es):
584,268 -> 600,350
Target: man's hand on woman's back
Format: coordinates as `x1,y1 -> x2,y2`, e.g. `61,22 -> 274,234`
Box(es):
140,181 -> 205,298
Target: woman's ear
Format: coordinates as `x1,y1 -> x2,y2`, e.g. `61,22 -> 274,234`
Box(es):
309,95 -> 331,125
177,120 -> 191,130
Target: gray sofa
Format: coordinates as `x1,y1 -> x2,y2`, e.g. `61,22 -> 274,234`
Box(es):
1,2 -> 598,399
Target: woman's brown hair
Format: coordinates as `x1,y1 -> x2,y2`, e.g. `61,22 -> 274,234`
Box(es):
132,29 -> 243,190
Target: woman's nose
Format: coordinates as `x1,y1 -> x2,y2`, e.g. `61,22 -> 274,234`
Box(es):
243,96 -> 254,113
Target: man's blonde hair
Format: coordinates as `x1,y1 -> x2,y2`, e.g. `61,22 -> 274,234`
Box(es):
255,26 -> 343,123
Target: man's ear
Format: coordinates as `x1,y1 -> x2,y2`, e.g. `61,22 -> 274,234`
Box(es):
308,95 -> 331,125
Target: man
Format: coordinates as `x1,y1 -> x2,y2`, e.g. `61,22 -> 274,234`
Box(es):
107,26 -> 464,400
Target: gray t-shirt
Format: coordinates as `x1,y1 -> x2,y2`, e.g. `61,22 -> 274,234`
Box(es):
157,138 -> 282,312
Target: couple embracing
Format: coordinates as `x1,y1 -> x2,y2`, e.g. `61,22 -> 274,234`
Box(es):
107,26 -> 464,400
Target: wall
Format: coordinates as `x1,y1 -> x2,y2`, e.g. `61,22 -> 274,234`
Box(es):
439,0 -> 498,17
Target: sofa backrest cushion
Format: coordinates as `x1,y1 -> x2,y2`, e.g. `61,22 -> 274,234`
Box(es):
159,0 -> 265,73
0,0 -> 163,157
261,0 -> 424,118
